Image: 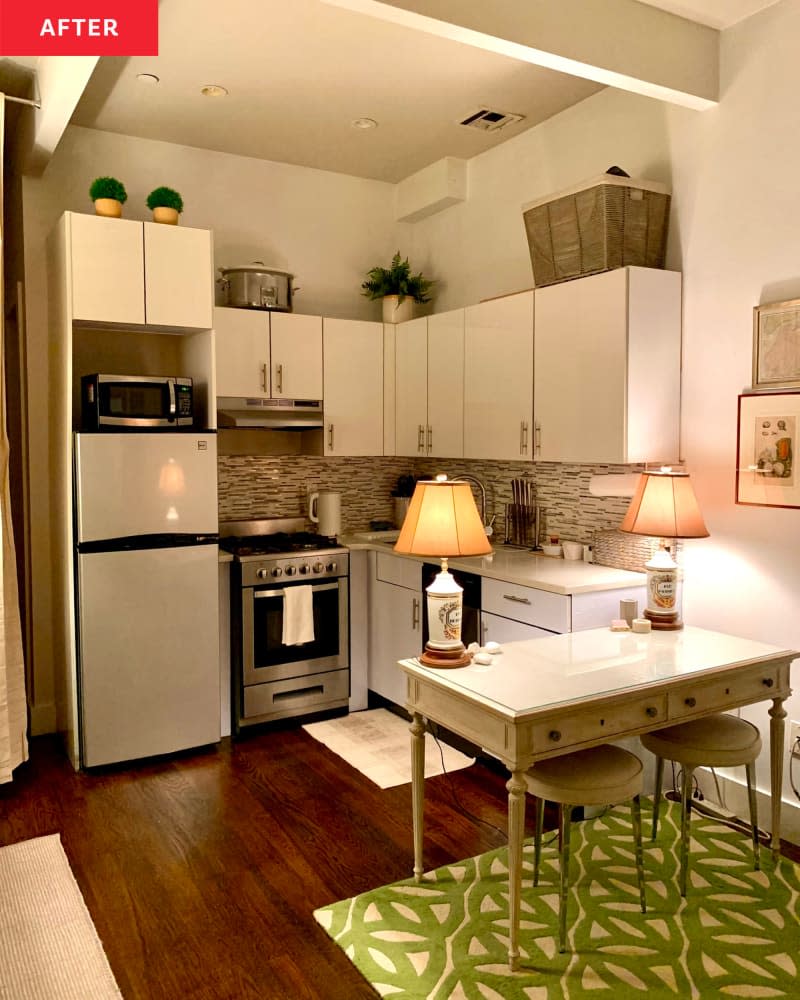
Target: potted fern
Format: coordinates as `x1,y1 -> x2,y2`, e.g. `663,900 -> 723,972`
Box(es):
146,186 -> 184,225
362,251 -> 433,323
89,176 -> 127,218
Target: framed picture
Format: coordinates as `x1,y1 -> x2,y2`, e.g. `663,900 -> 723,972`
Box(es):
752,297 -> 800,389
736,391 -> 800,508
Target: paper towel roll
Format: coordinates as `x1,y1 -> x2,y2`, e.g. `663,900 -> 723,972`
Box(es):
588,474 -> 641,497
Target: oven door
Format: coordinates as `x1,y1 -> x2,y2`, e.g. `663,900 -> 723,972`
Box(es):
242,579 -> 349,685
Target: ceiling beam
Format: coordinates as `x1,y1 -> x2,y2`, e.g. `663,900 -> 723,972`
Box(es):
322,0 -> 718,110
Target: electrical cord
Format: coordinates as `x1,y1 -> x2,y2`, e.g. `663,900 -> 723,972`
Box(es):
790,736 -> 800,801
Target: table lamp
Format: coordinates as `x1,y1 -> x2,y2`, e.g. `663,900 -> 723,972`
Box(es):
394,475 -> 491,667
619,467 -> 709,630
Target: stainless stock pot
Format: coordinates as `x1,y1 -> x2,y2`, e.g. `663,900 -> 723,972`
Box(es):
217,262 -> 296,311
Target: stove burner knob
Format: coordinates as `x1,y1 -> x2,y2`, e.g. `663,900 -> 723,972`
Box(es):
285,565 -> 297,577
271,567 -> 283,578
257,569 -> 269,580
299,564 -> 310,575
326,561 -> 338,573
312,562 -> 324,574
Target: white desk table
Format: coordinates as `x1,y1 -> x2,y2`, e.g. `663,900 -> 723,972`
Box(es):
399,625 -> 797,970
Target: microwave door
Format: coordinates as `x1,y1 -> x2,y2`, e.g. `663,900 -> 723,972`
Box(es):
74,432 -> 218,543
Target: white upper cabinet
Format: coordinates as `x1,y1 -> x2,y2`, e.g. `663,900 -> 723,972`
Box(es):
533,267 -> 681,464
270,312 -> 323,399
214,307 -> 270,398
394,311 -> 464,458
68,213 -> 212,329
464,291 -> 534,461
323,318 -> 383,456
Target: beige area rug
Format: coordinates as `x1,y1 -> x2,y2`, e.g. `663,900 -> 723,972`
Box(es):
0,834 -> 122,999
303,708 -> 475,788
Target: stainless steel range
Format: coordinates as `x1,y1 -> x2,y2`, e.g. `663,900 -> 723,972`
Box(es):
221,518 -> 349,732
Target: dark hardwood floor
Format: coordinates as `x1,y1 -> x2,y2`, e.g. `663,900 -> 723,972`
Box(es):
0,725 -> 513,999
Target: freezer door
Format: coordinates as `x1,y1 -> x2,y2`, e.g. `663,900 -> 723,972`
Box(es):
74,432 -> 218,543
77,543 -> 220,766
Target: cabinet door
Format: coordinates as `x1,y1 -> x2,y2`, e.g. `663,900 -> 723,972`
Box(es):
427,309 -> 464,457
369,579 -> 421,706
270,313 -> 323,399
395,318 -> 428,457
144,223 -> 213,329
480,611 -> 555,645
214,307 -> 270,398
464,291 -> 533,460
69,214 -> 145,325
323,318 -> 383,456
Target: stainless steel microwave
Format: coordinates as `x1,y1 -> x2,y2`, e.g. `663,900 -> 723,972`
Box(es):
81,374 -> 194,430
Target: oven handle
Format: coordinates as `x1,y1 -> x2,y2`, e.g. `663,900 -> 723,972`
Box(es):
254,582 -> 339,598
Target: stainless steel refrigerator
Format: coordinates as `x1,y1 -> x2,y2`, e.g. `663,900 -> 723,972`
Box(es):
74,432 -> 220,767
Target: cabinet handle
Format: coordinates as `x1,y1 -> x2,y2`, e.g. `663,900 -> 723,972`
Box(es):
763,677 -> 775,688
534,422 -> 542,455
549,730 -> 562,742
260,362 -> 268,393
645,706 -> 658,718
519,421 -> 528,455
503,594 -> 531,605
328,424 -> 334,450
684,696 -> 697,708
417,424 -> 425,452
427,424 -> 432,452
276,364 -> 283,394
412,597 -> 420,630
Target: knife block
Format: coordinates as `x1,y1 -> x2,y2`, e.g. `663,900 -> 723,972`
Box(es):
505,503 -> 540,548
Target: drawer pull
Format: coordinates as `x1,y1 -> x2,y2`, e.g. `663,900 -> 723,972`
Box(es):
645,706 -> 658,718
684,696 -> 697,708
763,677 -> 775,688
503,594 -> 532,605
549,730 -> 562,742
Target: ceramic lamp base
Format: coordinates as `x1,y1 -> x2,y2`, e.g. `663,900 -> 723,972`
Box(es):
644,609 -> 683,630
419,644 -> 471,669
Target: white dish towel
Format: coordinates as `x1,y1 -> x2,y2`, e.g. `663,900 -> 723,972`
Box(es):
282,586 -> 315,645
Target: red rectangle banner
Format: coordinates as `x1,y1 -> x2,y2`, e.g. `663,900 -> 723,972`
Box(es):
0,1 -> 158,56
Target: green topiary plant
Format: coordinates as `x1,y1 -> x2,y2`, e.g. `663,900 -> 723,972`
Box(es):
361,251 -> 433,304
89,176 -> 127,203
146,186 -> 184,213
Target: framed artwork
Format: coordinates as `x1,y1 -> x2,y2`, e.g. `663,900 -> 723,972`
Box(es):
752,297 -> 800,389
736,391 -> 800,508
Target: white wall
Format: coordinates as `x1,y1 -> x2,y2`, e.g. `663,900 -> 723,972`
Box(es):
21,126 -> 405,732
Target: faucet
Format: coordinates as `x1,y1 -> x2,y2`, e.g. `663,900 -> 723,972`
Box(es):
452,474 -> 488,531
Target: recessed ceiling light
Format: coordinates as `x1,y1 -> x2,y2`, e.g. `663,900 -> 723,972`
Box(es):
351,117 -> 378,130
136,73 -> 160,86
201,84 -> 229,98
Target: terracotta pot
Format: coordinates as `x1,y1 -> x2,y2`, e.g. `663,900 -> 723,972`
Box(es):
94,198 -> 122,218
152,206 -> 179,225
382,294 -> 414,324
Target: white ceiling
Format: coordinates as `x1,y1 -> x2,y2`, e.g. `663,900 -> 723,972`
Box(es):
66,0 -> 779,184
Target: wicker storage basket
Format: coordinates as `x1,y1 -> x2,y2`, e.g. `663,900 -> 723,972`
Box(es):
522,174 -> 670,288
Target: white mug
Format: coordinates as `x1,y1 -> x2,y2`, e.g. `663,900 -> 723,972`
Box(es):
308,490 -> 341,537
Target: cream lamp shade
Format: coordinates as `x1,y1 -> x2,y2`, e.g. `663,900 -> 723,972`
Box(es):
394,477 -> 491,667
620,468 -> 708,630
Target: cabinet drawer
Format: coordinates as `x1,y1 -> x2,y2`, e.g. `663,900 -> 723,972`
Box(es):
376,552 -> 421,591
482,577 -> 570,633
532,693 -> 668,754
668,666 -> 784,720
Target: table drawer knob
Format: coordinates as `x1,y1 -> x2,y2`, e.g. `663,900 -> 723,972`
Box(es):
549,730 -> 562,742
684,696 -> 697,708
763,677 -> 775,688
645,706 -> 658,718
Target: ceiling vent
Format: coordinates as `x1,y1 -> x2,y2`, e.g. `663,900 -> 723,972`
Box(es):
459,108 -> 525,132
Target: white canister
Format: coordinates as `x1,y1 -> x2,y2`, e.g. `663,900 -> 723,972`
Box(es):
308,490 -> 342,537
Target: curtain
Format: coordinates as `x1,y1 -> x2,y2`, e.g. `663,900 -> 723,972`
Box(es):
0,94 -> 29,782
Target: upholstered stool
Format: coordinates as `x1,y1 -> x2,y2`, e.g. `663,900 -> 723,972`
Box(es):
525,744 -> 646,953
640,714 -> 762,896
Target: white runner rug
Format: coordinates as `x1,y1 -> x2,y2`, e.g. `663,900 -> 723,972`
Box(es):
0,834 -> 122,999
303,708 -> 474,788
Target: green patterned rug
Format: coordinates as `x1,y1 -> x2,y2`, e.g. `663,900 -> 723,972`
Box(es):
314,800 -> 800,998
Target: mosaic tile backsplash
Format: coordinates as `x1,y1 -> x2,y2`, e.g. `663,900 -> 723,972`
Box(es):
217,454 -> 654,570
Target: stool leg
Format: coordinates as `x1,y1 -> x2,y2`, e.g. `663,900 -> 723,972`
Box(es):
651,755 -> 664,840
534,796 -> 545,886
631,794 -> 646,913
679,765 -> 695,897
558,804 -> 572,953
745,762 -> 760,871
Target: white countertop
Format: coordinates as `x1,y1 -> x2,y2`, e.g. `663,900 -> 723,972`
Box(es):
341,534 -> 645,595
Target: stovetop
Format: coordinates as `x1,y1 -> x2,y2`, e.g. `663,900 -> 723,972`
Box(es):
220,531 -> 341,557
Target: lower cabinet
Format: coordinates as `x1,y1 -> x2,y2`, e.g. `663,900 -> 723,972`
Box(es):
368,552 -> 422,705
480,611 -> 554,644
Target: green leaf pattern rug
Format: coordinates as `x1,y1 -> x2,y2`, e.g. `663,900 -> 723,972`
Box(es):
315,800 -> 800,998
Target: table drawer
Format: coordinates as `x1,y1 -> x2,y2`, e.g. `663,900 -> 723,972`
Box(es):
531,693 -> 668,753
668,666 -> 784,720
482,577 -> 570,633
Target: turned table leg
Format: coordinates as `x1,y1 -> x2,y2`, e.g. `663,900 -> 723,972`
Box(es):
769,695 -> 787,860
410,713 -> 426,881
506,768 -> 527,972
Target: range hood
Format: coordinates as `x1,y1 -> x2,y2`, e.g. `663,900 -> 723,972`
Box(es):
217,397 -> 324,430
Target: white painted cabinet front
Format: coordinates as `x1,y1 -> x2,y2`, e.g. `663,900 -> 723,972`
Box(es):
533,267 -> 682,464
323,318 -> 383,456
270,312 -> 323,399
394,317 -> 429,456
368,553 -> 421,704
464,291 -> 534,461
